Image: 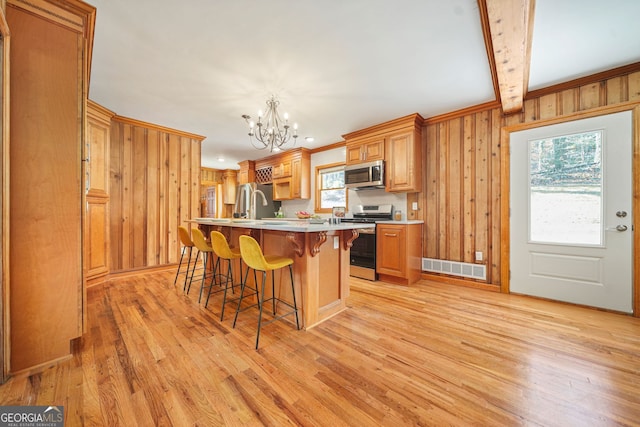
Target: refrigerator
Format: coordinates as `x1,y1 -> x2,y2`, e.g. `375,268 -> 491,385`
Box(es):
234,183 -> 281,219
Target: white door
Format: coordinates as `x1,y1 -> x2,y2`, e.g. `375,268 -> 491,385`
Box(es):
510,111 -> 633,313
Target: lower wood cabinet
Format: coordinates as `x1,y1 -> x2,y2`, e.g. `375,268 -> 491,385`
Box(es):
376,223 -> 423,285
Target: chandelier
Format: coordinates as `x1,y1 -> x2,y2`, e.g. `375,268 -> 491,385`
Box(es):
241,95 -> 299,152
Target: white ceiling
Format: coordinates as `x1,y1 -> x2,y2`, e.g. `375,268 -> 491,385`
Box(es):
88,0 -> 640,169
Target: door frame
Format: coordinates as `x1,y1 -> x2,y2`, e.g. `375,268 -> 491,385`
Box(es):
500,102 -> 640,317
0,6 -> 10,383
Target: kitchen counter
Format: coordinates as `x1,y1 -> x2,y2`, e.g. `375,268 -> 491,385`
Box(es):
190,217 -> 375,233
191,218 -> 369,329
380,220 -> 424,225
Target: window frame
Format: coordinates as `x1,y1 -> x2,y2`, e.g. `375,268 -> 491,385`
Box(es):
314,162 -> 347,214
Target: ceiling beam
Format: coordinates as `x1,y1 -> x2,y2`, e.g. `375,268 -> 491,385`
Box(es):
481,0 -> 535,114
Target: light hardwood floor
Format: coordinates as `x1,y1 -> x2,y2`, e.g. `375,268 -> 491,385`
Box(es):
1,271 -> 640,426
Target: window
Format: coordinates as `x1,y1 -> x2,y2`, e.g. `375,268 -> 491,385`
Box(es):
315,162 -> 347,213
529,130 -> 603,245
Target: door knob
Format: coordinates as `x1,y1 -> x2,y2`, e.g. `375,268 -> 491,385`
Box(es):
606,225 -> 628,232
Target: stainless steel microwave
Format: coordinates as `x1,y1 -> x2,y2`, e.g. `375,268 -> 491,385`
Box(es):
344,160 -> 385,189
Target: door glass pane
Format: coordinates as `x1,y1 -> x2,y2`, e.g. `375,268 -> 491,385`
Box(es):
529,131 -> 603,245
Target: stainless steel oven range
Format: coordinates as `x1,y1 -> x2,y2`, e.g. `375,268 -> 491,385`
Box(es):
341,204 -> 393,281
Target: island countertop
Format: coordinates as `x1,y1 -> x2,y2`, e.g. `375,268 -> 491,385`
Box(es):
189,218 -> 375,233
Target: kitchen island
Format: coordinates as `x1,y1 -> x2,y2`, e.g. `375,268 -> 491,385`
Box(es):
191,218 -> 373,329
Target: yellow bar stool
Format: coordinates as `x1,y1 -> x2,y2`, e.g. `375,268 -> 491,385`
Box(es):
206,230 -> 243,321
189,228 -> 218,303
233,235 -> 300,349
173,226 -> 196,292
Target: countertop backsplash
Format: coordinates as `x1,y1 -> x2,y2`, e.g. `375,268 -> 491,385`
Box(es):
348,188 -> 407,218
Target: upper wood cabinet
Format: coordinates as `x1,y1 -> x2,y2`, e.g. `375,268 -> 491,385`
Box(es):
255,148 -> 311,200
222,169 -> 237,204
201,167 -> 222,185
290,155 -> 307,199
346,137 -> 385,164
237,160 -> 255,184
272,159 -> 292,179
386,129 -> 422,192
343,113 -> 424,192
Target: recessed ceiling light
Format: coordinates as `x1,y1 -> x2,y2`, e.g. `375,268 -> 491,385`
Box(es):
305,136 -> 314,143
217,157 -> 225,162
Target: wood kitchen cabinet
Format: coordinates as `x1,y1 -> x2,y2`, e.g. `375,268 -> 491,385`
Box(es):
222,169 -> 237,204
342,113 -> 423,192
265,148 -> 311,200
272,159 -> 292,179
346,137 -> 385,165
290,154 -> 309,199
376,223 -> 423,285
7,0 -> 96,374
85,101 -> 115,284
237,160 -> 255,184
385,130 -> 422,192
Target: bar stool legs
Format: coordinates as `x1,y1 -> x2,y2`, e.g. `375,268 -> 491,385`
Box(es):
185,249 -> 201,295
190,228 -> 217,303
206,230 -> 244,321
254,265 -> 300,349
174,226 -> 197,292
198,251 -> 216,304
234,235 -> 300,349
205,256 -> 242,321
173,245 -> 194,290
232,266 -> 260,328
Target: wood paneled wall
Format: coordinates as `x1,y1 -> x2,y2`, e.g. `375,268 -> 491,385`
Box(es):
424,109 -> 503,286
110,117 -> 203,272
423,69 -> 640,289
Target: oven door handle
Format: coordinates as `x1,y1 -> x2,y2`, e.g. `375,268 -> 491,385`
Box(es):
356,228 -> 376,234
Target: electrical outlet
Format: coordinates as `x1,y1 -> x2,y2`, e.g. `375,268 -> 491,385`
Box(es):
475,251 -> 483,261
412,202 -> 418,210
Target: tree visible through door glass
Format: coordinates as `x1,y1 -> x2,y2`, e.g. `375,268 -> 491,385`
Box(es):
528,130 -> 603,246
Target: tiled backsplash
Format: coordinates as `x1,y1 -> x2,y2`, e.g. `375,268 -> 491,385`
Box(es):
347,188 -> 406,218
